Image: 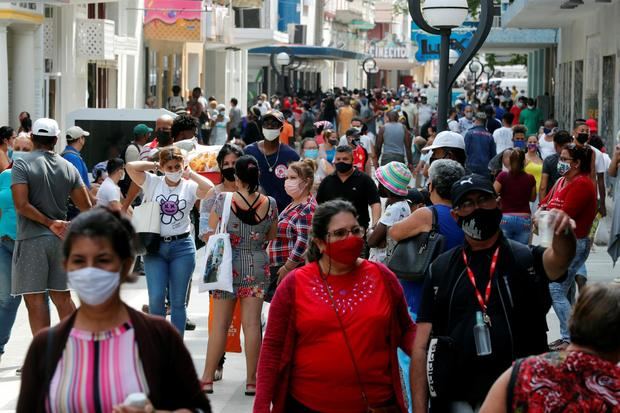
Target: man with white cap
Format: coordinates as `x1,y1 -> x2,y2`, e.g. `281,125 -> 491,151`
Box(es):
422,130 -> 467,168
11,118 -> 91,337
61,126 -> 95,216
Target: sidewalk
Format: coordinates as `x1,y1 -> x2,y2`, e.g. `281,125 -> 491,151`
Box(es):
1,238 -> 618,412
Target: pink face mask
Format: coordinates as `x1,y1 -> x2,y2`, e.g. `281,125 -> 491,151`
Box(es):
284,178 -> 305,199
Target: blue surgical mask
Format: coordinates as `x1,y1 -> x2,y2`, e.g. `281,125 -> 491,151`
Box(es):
11,151 -> 25,162
514,140 -> 526,149
8,148 -> 13,159
304,149 -> 319,160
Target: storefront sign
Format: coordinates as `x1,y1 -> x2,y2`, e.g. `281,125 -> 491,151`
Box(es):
368,36 -> 412,60
413,32 -> 473,63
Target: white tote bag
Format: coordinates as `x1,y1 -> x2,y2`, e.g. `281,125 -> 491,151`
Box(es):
131,177 -> 162,254
199,192 -> 234,293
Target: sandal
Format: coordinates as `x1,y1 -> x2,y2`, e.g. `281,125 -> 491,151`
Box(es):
214,367 -> 223,381
245,383 -> 256,396
201,380 -> 214,394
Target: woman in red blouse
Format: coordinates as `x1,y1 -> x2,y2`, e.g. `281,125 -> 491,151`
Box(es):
539,143 -> 597,351
255,200 -> 416,413
266,159 -> 317,301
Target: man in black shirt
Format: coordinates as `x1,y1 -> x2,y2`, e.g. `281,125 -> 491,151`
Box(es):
539,129 -> 572,201
411,174 -> 576,412
316,145 -> 381,229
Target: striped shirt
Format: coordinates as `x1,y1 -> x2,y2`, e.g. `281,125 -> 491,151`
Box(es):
47,322 -> 149,413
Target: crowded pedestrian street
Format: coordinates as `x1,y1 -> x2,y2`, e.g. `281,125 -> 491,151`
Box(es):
2,1 -> 620,413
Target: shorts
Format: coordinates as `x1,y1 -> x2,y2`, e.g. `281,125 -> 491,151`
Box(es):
11,235 -> 67,295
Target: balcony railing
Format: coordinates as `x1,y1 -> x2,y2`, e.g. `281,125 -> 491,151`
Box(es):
76,18 -> 115,60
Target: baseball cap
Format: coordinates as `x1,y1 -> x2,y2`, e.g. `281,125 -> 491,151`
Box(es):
216,103 -> 226,111
475,112 -> 487,121
263,110 -> 285,124
345,128 -> 361,137
451,174 -> 497,207
406,188 -> 429,206
133,124 -> 153,136
422,131 -> 465,152
32,118 -> 60,137
66,126 -> 90,141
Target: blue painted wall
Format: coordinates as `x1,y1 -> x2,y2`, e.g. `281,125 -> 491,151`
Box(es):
278,0 -> 300,32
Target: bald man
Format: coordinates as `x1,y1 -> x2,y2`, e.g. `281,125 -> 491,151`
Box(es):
139,114 -> 174,161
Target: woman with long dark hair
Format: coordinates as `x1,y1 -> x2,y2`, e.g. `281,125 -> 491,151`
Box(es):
320,97 -> 338,130
255,200 -> 415,413
202,155 -> 278,395
494,148 -> 537,244
539,144 -> 597,351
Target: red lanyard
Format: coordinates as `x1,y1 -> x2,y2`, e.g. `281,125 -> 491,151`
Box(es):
462,247 -> 500,315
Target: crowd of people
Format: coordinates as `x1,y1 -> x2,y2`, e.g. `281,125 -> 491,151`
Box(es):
0,83 -> 618,413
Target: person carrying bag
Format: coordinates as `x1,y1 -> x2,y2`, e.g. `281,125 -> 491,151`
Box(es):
200,192 -> 234,293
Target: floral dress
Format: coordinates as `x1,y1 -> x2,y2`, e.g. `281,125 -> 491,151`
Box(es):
510,351 -> 620,412
212,192 -> 278,299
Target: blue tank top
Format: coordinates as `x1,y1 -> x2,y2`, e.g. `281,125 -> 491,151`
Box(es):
432,204 -> 464,251
325,149 -> 335,164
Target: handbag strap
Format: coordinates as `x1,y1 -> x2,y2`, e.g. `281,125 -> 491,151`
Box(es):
318,267 -> 371,411
217,192 -> 234,234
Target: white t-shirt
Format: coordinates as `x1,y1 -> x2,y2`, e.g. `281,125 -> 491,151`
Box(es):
369,200 -> 411,264
96,177 -> 121,207
589,145 -> 607,174
141,172 -> 199,237
538,134 -> 556,159
493,127 -> 514,154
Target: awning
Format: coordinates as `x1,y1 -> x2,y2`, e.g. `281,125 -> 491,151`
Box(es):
249,45 -> 367,61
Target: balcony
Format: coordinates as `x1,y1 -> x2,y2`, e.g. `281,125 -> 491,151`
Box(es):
0,2 -> 44,24
76,18 -> 115,60
332,0 -> 374,25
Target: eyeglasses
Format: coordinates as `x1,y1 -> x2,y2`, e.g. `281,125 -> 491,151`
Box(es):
454,194 -> 498,216
327,225 -> 365,239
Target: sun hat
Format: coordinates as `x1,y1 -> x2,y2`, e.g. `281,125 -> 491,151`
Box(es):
422,131 -> 465,153
375,161 -> 412,196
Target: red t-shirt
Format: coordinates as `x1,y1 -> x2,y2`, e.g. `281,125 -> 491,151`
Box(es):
353,146 -> 368,171
510,105 -> 522,126
290,260 -> 394,412
496,171 -> 536,214
542,174 -> 597,238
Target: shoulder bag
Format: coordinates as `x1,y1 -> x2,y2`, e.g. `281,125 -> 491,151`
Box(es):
199,192 -> 234,293
132,176 -> 162,255
387,207 -> 445,282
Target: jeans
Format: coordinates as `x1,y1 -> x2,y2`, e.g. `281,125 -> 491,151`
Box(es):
0,238 -> 20,354
144,236 -> 196,336
549,237 -> 591,341
500,214 -> 532,245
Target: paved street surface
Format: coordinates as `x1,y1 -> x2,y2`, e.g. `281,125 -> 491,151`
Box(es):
1,231 -> 618,412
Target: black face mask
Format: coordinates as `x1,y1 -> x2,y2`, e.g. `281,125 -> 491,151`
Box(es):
335,162 -> 353,173
157,130 -> 172,146
576,133 -> 589,145
458,208 -> 502,241
221,167 -> 236,182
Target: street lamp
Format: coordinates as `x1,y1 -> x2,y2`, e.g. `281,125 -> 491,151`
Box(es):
270,47 -> 295,95
469,57 -> 495,97
362,57 -> 380,91
409,0 -> 495,131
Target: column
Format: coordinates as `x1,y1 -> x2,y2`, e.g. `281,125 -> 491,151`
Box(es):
10,28 -> 36,129
0,24 -> 9,126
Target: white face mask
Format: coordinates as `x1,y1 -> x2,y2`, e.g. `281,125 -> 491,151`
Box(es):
68,267 -> 120,306
527,105 -> 534,110
119,171 -> 126,181
263,128 -> 280,141
165,170 -> 183,183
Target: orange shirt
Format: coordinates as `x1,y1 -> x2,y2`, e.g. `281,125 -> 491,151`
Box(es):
279,121 -> 294,145
338,106 -> 354,136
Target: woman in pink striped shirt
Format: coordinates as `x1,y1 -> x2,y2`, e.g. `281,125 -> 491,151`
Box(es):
17,208 -> 211,413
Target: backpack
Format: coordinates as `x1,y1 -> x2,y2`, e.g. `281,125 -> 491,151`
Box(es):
119,142 -> 140,196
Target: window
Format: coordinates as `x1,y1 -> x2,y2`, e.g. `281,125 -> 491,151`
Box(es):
87,3 -> 105,19
234,7 -> 260,28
